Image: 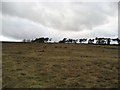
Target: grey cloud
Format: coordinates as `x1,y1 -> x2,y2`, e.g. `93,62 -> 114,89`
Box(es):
2,15 -> 47,39
1,2 -> 118,41
2,15 -> 68,40
2,2 -> 117,31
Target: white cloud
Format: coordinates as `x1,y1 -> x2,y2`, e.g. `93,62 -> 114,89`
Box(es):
0,35 -> 21,41
1,2 -> 118,41
2,2 -> 117,31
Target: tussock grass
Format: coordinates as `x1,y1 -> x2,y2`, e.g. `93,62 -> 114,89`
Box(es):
2,43 -> 119,88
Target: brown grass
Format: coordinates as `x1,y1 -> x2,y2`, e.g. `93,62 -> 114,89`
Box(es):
2,43 -> 119,88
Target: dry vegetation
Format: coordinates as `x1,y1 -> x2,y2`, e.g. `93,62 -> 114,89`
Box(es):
2,43 -> 119,88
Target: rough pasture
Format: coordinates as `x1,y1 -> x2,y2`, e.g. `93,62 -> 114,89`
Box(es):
2,43 -> 119,88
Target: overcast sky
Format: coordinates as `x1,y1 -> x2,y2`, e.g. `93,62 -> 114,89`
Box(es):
0,1 -> 118,41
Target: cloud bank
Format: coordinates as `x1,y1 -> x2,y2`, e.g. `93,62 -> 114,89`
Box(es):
1,2 -> 118,41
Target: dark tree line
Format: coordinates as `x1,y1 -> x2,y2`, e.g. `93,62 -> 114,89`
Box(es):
59,38 -> 78,43
32,37 -> 49,43
23,37 -> 52,43
23,37 -> 120,45
58,37 -> 120,45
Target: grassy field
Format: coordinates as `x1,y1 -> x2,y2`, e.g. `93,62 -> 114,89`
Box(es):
2,43 -> 119,88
